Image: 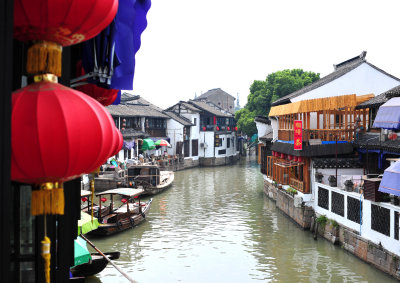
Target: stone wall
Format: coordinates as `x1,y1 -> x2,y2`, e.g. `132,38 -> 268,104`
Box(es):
264,177 -> 400,280
199,154 -> 239,167
264,180 -> 313,229
318,223 -> 400,280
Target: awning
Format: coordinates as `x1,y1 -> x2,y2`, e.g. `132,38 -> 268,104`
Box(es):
269,94 -> 373,117
373,97 -> 400,129
378,160 -> 400,196
78,211 -> 99,235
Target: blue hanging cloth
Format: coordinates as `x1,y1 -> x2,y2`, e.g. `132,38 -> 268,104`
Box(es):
81,0 -> 152,96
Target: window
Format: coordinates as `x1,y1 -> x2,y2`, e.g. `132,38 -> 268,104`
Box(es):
227,138 -> 230,148
193,118 -> 197,126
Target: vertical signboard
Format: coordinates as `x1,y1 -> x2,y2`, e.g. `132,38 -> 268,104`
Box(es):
294,120 -> 302,150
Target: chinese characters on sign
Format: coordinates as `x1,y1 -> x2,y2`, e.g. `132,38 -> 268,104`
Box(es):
294,120 -> 302,150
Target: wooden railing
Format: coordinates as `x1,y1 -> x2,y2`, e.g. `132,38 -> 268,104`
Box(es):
290,178 -> 304,192
278,129 -> 355,142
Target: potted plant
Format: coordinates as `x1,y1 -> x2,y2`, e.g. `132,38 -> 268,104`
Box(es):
328,175 -> 337,187
315,171 -> 323,183
344,179 -> 354,192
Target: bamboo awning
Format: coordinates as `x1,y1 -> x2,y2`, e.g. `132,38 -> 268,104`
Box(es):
269,93 -> 374,117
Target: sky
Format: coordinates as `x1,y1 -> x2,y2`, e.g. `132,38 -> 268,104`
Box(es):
131,0 -> 400,109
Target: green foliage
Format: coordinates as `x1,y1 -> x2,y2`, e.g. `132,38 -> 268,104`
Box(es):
286,187 -> 298,196
236,69 -> 320,136
316,215 -> 328,227
330,219 -> 339,228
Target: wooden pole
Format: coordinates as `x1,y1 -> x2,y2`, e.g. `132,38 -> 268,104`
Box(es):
80,234 -> 137,283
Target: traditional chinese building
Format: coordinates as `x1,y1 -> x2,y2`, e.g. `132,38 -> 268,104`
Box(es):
264,93 -> 373,194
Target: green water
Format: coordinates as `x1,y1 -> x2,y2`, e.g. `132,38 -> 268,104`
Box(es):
85,157 -> 396,283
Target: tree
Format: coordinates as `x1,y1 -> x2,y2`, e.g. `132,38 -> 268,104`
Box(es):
235,69 -> 319,136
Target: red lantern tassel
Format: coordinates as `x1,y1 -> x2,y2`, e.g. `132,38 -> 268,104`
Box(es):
31,182 -> 64,216
26,41 -> 62,77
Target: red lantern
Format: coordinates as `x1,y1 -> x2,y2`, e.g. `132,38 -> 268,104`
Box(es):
11,81 -> 118,184
101,197 -> 107,203
294,156 -> 298,162
234,127 -> 238,131
216,126 -> 220,131
202,126 -> 206,131
227,127 -> 230,131
297,156 -> 303,162
288,155 -> 293,160
81,197 -> 88,202
280,153 -> 285,159
13,0 -> 118,46
112,129 -> 123,156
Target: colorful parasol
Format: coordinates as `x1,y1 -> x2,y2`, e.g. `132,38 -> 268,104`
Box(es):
155,139 -> 171,147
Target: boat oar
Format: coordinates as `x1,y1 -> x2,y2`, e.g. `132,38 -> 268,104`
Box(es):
80,234 -> 136,283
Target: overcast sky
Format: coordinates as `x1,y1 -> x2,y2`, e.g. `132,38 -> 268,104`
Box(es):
131,0 -> 400,109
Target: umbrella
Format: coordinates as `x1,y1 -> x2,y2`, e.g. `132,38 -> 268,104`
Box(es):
141,138 -> 155,151
378,160 -> 400,197
373,97 -> 400,130
74,236 -> 91,266
155,139 -> 171,147
78,211 -> 100,235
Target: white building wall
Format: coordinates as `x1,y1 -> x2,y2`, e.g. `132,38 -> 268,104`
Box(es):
200,131 -> 215,158
255,121 -> 272,141
313,182 -> 400,257
166,119 -> 183,156
291,64 -> 400,103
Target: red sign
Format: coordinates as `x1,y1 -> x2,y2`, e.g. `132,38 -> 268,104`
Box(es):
294,120 -> 302,150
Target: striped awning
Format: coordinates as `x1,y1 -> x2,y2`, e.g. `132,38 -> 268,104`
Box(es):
378,160 -> 400,196
373,97 -> 400,130
269,93 -> 374,117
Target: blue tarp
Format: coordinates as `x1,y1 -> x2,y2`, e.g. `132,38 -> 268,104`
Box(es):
379,160 -> 400,196
373,97 -> 400,130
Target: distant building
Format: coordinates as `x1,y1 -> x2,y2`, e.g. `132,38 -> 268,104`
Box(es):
195,88 -> 236,114
166,99 -> 239,166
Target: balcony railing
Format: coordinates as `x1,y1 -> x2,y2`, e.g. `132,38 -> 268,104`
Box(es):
278,129 -> 355,142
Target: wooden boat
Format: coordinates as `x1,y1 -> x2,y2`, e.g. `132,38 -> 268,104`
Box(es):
127,164 -> 174,195
88,188 -> 152,236
70,252 -> 120,277
80,190 -> 111,218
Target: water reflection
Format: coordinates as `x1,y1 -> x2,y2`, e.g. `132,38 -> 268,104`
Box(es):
86,157 -> 396,283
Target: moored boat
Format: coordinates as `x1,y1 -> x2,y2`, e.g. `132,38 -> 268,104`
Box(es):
70,252 -> 120,277
127,164 -> 174,195
88,188 -> 152,236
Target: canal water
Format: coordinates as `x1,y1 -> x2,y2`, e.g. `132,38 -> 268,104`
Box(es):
86,157 -> 396,283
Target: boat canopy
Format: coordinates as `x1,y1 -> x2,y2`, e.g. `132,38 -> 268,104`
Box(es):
81,190 -> 91,197
96,188 -> 144,197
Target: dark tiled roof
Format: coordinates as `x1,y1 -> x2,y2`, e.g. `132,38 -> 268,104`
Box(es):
254,116 -> 271,124
313,158 -> 362,169
354,133 -> 400,153
120,128 -> 148,138
188,100 -> 233,118
259,132 -> 273,141
165,101 -> 201,113
164,111 -> 193,126
121,92 -> 140,103
356,84 -> 400,109
106,104 -> 168,118
271,142 -> 354,157
272,51 -> 400,106
196,88 -> 235,100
